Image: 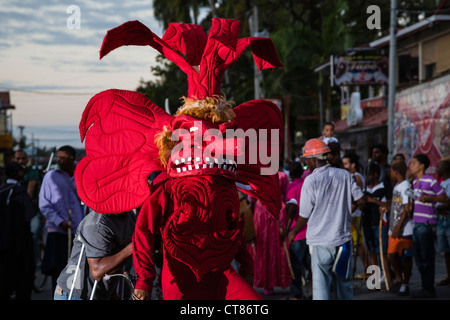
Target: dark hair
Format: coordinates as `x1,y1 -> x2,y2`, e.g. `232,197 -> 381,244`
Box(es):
5,161 -> 23,179
58,145 -> 76,158
439,158 -> 450,173
413,154 -> 430,170
343,152 -> 360,171
323,122 -> 334,129
368,162 -> 380,175
289,162 -> 304,179
373,143 -> 388,155
327,141 -> 340,152
393,153 -> 406,161
391,160 -> 407,177
14,149 -> 27,155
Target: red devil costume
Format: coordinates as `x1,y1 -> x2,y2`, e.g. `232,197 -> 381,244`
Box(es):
75,18 -> 284,300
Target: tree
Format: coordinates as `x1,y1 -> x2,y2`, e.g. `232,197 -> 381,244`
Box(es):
138,0 -> 441,158
136,55 -> 188,115
153,0 -> 209,28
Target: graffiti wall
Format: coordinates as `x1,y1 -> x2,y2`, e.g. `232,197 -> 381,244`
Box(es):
394,75 -> 450,176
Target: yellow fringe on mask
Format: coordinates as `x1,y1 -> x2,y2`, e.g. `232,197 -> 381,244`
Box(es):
154,125 -> 175,167
176,94 -> 236,123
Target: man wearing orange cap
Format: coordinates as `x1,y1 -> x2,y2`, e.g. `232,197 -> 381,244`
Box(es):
288,138 -> 365,300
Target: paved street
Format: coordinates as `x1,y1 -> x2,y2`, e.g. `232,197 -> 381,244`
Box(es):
31,251 -> 450,301
257,251 -> 450,300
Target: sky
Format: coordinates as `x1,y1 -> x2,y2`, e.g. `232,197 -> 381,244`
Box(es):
0,0 -> 167,150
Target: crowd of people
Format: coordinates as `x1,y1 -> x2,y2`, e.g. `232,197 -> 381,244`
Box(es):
1,122 -> 450,300
0,146 -> 139,300
254,122 -> 450,300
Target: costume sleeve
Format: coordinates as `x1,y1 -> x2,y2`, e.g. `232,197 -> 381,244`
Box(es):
234,235 -> 254,276
132,176 -> 167,292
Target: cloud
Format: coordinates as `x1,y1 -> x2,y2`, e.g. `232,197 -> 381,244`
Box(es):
0,1 -> 167,149
0,1 -> 163,89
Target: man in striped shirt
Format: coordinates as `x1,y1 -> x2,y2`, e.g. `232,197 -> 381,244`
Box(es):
409,154 -> 449,298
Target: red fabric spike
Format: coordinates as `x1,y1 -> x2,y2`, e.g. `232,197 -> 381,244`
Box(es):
162,23 -> 207,66
99,20 -> 193,75
99,18 -> 283,100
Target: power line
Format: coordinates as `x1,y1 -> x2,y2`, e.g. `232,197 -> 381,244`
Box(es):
36,138 -> 81,142
0,87 -> 98,96
18,125 -> 79,134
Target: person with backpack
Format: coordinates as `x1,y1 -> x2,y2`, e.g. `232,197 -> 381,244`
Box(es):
0,162 -> 36,299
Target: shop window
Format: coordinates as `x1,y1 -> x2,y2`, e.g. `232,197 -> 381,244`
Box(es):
398,54 -> 418,83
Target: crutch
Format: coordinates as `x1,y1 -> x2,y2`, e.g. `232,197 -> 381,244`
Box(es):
90,280 -> 98,300
68,209 -> 72,257
44,147 -> 56,173
68,240 -> 85,300
90,273 -> 136,300
276,218 -> 295,279
379,210 -> 389,291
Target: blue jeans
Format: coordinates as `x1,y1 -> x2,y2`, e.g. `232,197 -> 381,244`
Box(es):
437,216 -> 450,253
363,225 -> 389,254
412,223 -> 435,293
289,239 -> 310,298
53,285 -> 83,300
310,243 -> 353,300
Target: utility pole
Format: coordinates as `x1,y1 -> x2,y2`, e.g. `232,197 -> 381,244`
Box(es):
387,0 -> 397,162
18,125 -> 25,147
250,5 -> 263,100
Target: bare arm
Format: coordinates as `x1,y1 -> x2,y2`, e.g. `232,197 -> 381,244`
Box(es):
280,203 -> 297,240
87,243 -> 133,281
391,204 -> 410,238
287,215 -> 308,243
420,193 -> 450,205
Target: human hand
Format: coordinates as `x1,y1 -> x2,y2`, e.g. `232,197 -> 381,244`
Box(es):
287,231 -> 295,244
419,195 -> 431,203
392,225 -> 401,239
280,228 -> 288,241
59,221 -> 72,232
132,289 -> 150,300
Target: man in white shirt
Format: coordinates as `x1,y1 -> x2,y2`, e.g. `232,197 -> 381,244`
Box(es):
288,139 -> 365,300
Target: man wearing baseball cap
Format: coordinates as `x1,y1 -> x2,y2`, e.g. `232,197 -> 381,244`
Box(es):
288,138 -> 365,300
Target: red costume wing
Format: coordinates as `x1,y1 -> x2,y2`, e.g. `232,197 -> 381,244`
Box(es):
99,20 -> 193,75
220,99 -> 283,218
75,89 -> 173,214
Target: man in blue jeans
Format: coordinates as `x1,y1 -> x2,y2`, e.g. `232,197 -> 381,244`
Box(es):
53,210 -> 136,300
288,139 -> 365,300
409,154 -> 448,298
